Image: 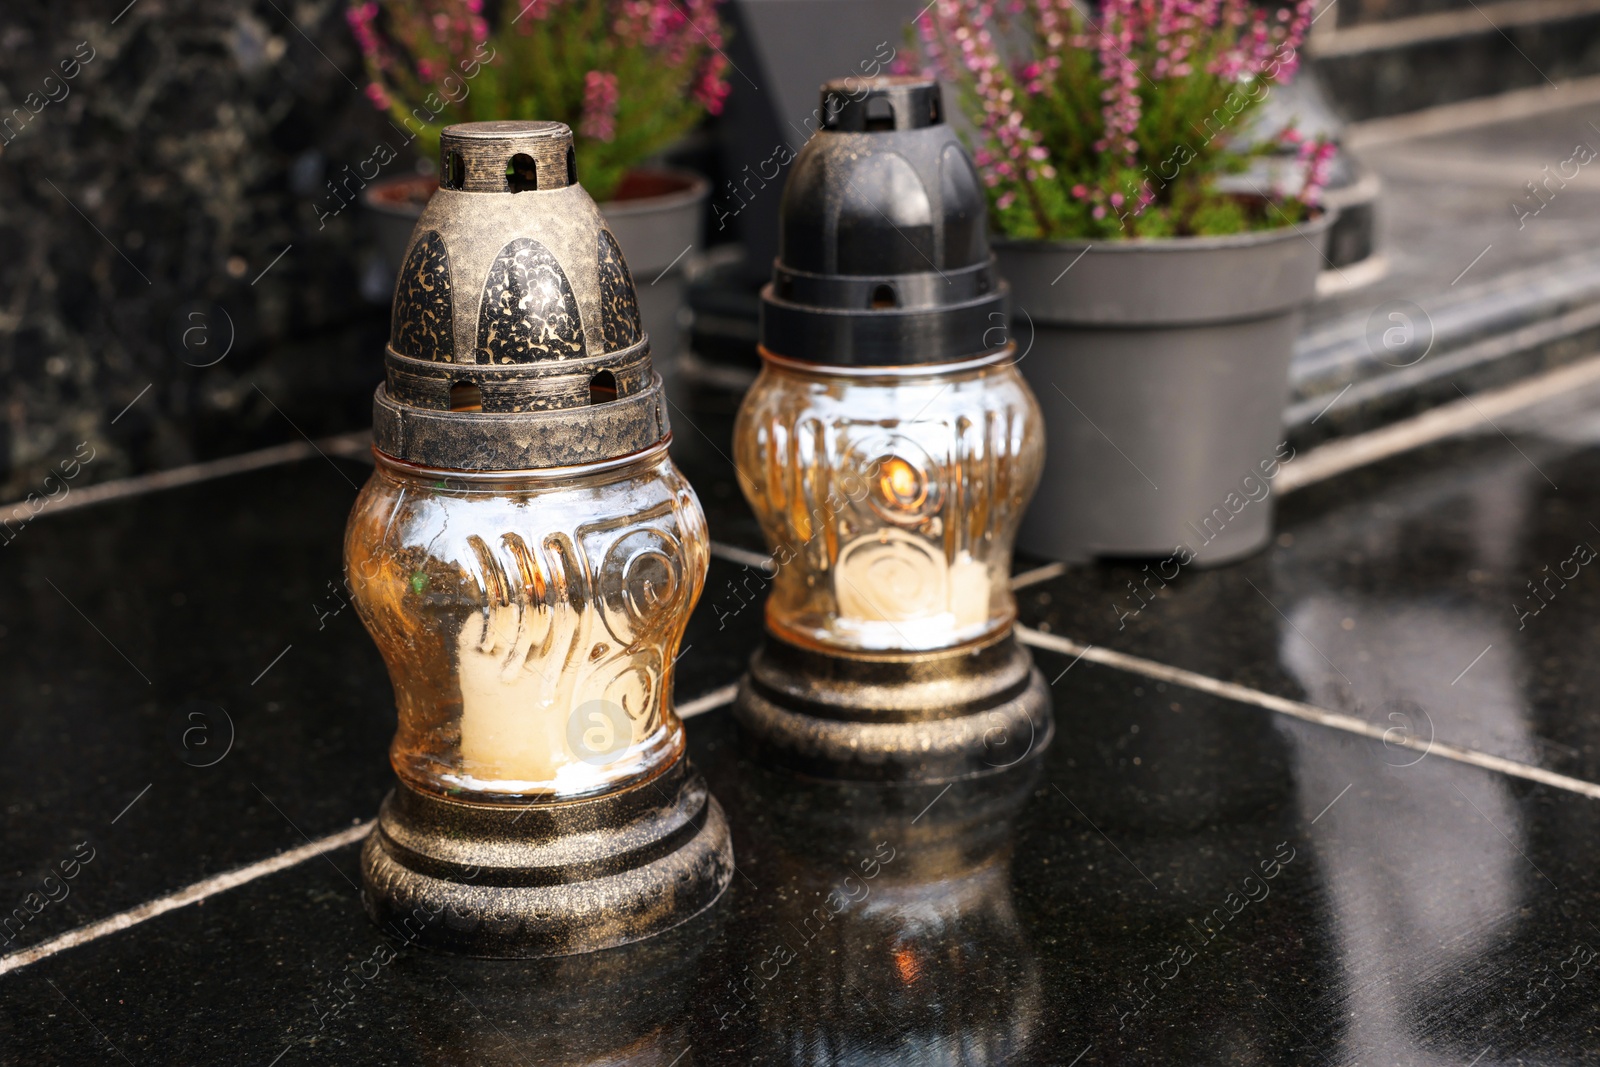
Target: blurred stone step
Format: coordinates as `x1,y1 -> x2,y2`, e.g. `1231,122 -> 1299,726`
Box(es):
1288,91 -> 1600,448
1311,0 -> 1600,118
1335,0 -> 1479,27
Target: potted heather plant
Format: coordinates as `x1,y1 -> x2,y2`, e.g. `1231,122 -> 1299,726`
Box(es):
917,0 -> 1335,565
347,0 -> 730,383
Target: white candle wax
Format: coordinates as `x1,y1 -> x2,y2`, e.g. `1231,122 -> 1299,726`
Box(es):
834,530 -> 991,642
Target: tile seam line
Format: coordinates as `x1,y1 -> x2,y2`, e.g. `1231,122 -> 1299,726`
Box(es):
11,349 -> 1593,523
0,821 -> 373,979
0,683 -> 741,980
0,431 -> 372,525
5,627 -> 1581,977
1015,625 -> 1600,801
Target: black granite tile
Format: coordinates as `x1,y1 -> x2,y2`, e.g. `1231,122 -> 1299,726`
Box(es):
0,451 -> 767,957
667,381 -> 767,554
683,557 -> 768,692
5,654 -> 1600,1065
1019,415 -> 1600,790
0,454 -> 391,956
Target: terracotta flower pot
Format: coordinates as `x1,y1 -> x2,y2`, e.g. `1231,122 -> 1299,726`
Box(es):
996,210 -> 1335,566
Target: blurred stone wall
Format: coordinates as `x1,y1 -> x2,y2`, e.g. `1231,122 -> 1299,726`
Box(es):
0,0 -> 406,498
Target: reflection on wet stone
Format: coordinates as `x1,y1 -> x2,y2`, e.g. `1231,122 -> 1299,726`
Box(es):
409,905 -> 719,1066
716,762 -> 1043,1063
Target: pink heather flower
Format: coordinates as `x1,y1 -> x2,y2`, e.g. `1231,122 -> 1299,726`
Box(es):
345,3 -> 381,61
695,61 -> 731,115
1298,137 -> 1337,205
1093,0 -> 1142,169
911,0 -> 1319,234
348,0 -> 729,172
580,69 -> 620,142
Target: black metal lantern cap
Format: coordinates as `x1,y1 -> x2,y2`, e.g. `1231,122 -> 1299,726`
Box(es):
374,120 -> 667,471
759,76 -> 1009,367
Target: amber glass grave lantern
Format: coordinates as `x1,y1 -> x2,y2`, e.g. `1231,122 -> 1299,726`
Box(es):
733,78 -> 1052,780
345,120 -> 731,956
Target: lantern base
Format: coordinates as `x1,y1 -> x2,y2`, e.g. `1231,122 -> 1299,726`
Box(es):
733,629 -> 1053,782
359,757 -> 733,958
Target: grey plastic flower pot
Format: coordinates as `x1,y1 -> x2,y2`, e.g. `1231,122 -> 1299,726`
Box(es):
601,168 -> 709,398
997,211 -> 1334,566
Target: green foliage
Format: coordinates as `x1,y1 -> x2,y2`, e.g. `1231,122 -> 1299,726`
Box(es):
917,0 -> 1328,240
352,0 -> 730,202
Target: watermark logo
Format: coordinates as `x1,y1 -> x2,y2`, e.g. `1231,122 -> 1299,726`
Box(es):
168,301 -> 235,368
566,698 -> 631,765
1373,698 -> 1432,767
1365,300 -> 1434,368
167,700 -> 235,767
981,711 -> 1039,769
988,306 -> 1036,366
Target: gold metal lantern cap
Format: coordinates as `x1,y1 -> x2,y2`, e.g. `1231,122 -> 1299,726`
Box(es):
344,120 -> 732,957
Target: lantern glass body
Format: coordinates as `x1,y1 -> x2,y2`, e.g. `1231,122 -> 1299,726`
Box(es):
345,443 -> 707,802
734,351 -> 1043,654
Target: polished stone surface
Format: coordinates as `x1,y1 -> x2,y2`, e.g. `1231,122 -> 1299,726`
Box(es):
6,380 -> 1600,1064
0,2 -> 398,500
1020,376 -> 1600,789
5,662 -> 1599,1064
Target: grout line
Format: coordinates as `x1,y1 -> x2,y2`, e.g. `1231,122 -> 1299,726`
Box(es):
708,540 -> 775,572
0,680 -> 741,978
0,821 -> 373,978
1012,561 -> 1070,589
17,344 -> 1591,538
1279,355 -> 1600,494
11,358 -> 1597,979
678,682 -> 739,719
0,432 -> 371,526
1015,625 -> 1600,801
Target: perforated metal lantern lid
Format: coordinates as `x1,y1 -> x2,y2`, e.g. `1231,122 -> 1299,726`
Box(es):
374,121 -> 666,470
760,77 -> 1008,367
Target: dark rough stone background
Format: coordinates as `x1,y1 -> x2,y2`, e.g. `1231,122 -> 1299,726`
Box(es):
0,0 -> 403,499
